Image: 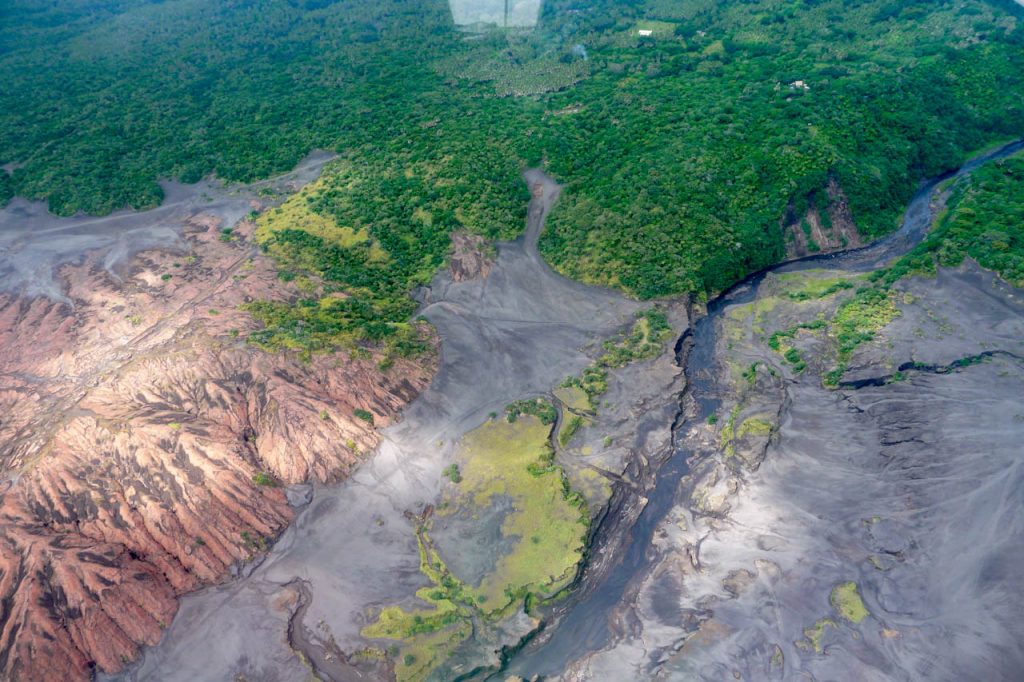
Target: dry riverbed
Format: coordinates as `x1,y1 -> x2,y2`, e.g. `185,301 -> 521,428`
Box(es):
113,171 -> 689,681
555,261 -> 1024,681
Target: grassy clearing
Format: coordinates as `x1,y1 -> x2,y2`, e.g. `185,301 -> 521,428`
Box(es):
831,581 -> 869,624
553,385 -> 591,414
776,272 -> 859,302
256,176 -> 377,253
447,416 -> 588,610
362,415 -> 589,679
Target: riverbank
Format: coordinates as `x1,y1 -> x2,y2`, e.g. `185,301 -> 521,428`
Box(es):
110,170 -> 690,681
509,142 -> 1024,680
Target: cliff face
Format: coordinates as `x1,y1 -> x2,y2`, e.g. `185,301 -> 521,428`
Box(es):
782,177 -> 863,258
0,215 -> 433,680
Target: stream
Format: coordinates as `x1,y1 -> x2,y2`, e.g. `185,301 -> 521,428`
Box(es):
506,138 -> 1024,678
110,139 -> 1023,681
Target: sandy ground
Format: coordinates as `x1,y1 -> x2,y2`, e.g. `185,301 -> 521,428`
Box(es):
0,152 -> 334,301
560,263 -> 1024,682
112,170 -> 692,681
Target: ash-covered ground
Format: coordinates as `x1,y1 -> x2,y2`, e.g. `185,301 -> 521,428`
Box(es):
0,151 -> 333,301
557,263 -> 1024,682
113,171 -> 689,681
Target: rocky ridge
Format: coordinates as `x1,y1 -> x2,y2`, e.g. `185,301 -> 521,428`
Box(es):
0,212 -> 433,680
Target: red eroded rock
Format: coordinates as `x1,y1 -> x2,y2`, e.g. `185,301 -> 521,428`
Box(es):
0,217 -> 434,680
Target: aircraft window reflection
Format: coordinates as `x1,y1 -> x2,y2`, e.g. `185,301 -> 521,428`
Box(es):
447,0 -> 541,29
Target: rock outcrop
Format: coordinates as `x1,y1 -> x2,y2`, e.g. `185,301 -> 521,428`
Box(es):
448,230 -> 494,282
782,177 -> 862,258
0,215 -> 434,680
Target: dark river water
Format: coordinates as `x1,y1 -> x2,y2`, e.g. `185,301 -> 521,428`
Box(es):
507,138 -> 1024,678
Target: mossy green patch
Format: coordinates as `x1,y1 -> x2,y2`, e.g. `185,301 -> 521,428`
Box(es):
798,618 -> 837,653
445,416 -> 588,611
558,415 -> 585,448
554,385 -> 592,414
361,590 -> 460,640
362,414 -> 591,679
361,529 -> 473,681
737,417 -> 774,439
775,272 -> 859,302
554,385 -> 592,449
720,403 -> 743,458
821,287 -> 901,386
562,308 -> 673,403
390,621 -> 472,682
562,462 -> 613,511
831,581 -> 869,624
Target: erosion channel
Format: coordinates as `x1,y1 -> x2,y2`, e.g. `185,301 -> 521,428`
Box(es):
117,141 -> 1024,681
117,169 -> 688,681
507,140 -> 1024,681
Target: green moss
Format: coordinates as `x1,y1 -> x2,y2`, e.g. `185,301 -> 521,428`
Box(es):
831,581 -> 869,624
777,273 -> 858,302
558,415 -> 585,448
361,531 -> 474,681
831,288 -> 900,361
597,309 -> 673,369
740,362 -> 760,387
562,308 -> 672,404
799,618 -> 837,653
736,417 -> 774,439
554,386 -> 591,414
251,471 -> 276,487
389,621 -> 472,682
446,417 -> 588,610
363,415 -> 589,679
720,403 -> 743,458
362,592 -> 460,640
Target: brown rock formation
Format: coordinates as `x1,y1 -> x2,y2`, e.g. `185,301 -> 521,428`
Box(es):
448,230 -> 494,282
782,176 -> 862,258
0,216 -> 434,680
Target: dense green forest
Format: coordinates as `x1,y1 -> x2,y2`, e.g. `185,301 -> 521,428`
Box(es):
2,0 -> 1023,350
885,149 -> 1024,287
